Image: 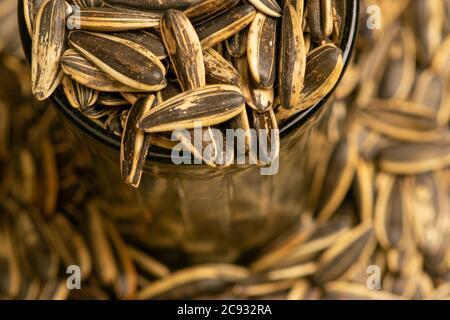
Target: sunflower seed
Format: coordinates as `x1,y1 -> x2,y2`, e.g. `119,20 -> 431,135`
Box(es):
69,31 -> 167,91
315,136 -> 358,223
278,4 -> 305,110
111,30 -> 167,60
377,140 -> 450,174
31,0 -> 66,100
247,0 -> 281,18
86,201 -> 117,286
247,12 -> 278,89
60,49 -> 143,92
137,85 -> 245,133
120,95 -> 154,187
136,264 -> 248,299
184,0 -> 240,25
102,0 -> 202,11
67,7 -> 162,31
62,76 -> 99,109
161,10 -> 205,91
314,223 -> 376,284
23,0 -> 46,36
203,48 -> 241,86
72,0 -> 102,7
98,92 -> 130,106
374,174 -> 413,250
196,5 -> 256,50
225,28 -> 248,58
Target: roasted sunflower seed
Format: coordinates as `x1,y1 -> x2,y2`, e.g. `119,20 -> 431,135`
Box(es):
196,5 -> 256,50
31,0 -> 67,100
68,31 -> 167,91
161,9 -> 205,91
247,12 -> 278,89
120,95 -> 155,188
137,84 -> 245,133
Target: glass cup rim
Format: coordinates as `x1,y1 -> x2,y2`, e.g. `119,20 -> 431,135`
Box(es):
18,0 -> 359,163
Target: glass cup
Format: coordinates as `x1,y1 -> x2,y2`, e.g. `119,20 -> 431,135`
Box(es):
18,1 -> 359,264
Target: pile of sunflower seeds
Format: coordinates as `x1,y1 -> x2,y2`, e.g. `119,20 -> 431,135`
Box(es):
3,0 -> 450,300
26,0 -> 345,187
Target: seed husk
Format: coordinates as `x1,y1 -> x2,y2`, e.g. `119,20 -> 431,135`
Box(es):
160,10 -> 205,91
111,30 -> 167,60
247,12 -> 278,89
86,202 -> 117,286
196,5 -> 256,50
308,0 -> 325,43
276,44 -> 343,122
184,0 -> 240,26
377,140 -> 450,175
203,48 -> 241,87
137,85 -> 245,133
62,76 -> 99,109
104,218 -> 137,299
31,0 -> 66,101
374,174 -> 412,250
315,136 -> 358,223
249,107 -> 279,166
102,0 -> 202,11
60,49 -> 144,92
120,95 -> 154,188
235,55 -> 274,113
72,0 -> 103,7
247,0 -> 281,18
67,7 -> 162,32
356,103 -> 443,143
278,4 -> 306,110
69,31 -> 167,91
314,223 -> 376,284
23,0 -> 46,36
98,92 -> 130,106
136,264 -> 249,299
225,28 -> 248,58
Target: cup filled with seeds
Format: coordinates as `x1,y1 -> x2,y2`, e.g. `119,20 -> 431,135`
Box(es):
19,0 -> 358,263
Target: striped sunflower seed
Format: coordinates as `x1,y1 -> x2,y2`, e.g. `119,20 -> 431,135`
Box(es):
102,0 -> 202,11
86,202 -> 117,287
376,140 -> 450,175
196,5 -> 256,50
104,219 -> 137,299
61,76 -> 99,110
184,0 -> 240,26
314,223 -> 377,284
68,31 -> 167,91
374,174 -> 413,250
136,264 -> 248,299
247,12 -> 278,89
160,9 -> 205,91
60,49 -> 143,92
120,95 -> 154,188
235,55 -> 274,113
23,0 -> 46,36
315,135 -> 358,223
111,30 -> 167,60
72,0 -> 102,7
356,102 -> 443,143
97,92 -> 130,106
31,0 -> 67,100
247,0 -> 281,18
225,28 -> 248,58
203,48 -> 241,87
278,4 -> 306,110
137,85 -> 245,133
67,7 -> 162,31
